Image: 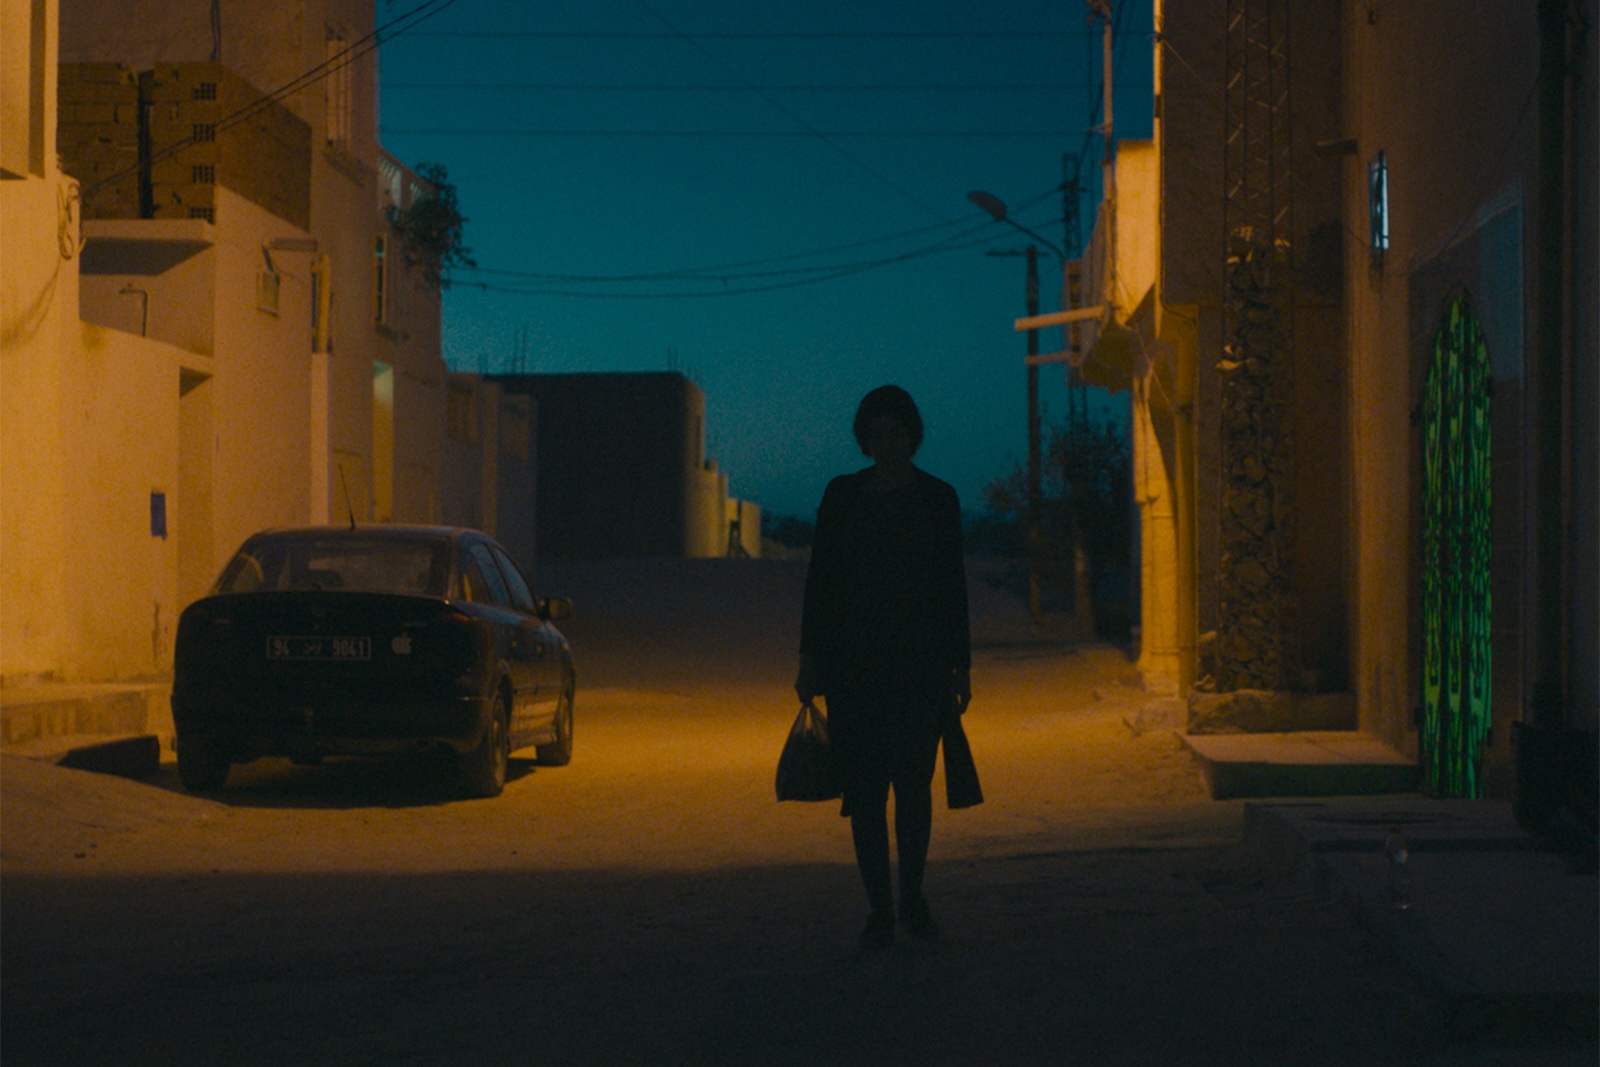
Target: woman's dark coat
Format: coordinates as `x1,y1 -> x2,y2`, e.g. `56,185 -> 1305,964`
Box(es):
799,467 -> 980,809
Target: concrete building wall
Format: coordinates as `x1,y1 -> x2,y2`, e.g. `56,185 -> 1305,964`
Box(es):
1114,142 -> 1160,308
496,373 -> 699,561
438,375 -> 537,571
207,189 -> 318,554
61,322 -> 186,679
1151,0 -> 1224,700
1,0 -> 71,680
377,151 -> 447,527
77,218 -> 217,354
440,374 -> 488,533
62,3 -> 453,535
493,390 -> 537,570
494,372 -> 752,562
73,189 -> 320,586
1130,1 -> 1347,710
686,462 -> 727,560
1341,2 -> 1542,767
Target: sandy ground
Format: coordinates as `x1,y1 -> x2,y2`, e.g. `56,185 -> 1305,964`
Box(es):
2,558 -> 1468,1065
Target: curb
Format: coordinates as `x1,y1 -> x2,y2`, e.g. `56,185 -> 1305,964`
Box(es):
1245,797 -> 1600,1039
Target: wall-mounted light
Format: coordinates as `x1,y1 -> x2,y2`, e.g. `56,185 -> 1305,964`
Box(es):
1368,152 -> 1390,268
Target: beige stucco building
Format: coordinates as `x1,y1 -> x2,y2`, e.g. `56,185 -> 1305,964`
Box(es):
1081,0 -> 1597,808
1,0 -> 528,686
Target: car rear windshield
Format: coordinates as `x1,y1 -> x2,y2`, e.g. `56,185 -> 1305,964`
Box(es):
217,536 -> 450,596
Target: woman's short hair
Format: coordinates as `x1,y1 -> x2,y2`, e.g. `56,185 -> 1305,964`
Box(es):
853,385 -> 924,454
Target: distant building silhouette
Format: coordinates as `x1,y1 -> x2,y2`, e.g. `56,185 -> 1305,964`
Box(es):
492,372 -> 759,561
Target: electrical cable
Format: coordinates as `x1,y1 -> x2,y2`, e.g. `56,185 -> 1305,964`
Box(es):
625,0 -> 983,219
464,217 -> 991,283
400,30 -> 1095,41
381,128 -> 1088,138
454,225 -> 1006,296
448,172 -> 1068,293
382,81 -> 1143,92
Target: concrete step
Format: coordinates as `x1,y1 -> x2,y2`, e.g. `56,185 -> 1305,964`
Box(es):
1245,797 -> 1599,1018
1,684 -> 172,751
1182,731 -> 1417,799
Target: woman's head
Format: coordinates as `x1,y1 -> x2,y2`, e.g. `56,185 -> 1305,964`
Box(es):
852,385 -> 924,457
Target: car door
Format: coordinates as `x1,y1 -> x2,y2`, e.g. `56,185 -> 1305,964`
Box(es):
489,544 -> 558,738
463,542 -> 540,737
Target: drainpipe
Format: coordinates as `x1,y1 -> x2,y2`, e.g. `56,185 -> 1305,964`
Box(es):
1517,0 -> 1580,831
1532,0 -> 1572,729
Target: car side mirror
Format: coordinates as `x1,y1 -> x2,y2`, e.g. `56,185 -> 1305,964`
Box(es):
539,596 -> 573,622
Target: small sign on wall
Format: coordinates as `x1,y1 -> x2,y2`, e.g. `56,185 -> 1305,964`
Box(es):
150,491 -> 167,539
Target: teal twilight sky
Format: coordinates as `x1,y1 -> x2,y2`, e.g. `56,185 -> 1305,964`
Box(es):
378,0 -> 1153,518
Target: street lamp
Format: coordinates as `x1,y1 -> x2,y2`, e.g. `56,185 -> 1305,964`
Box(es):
969,191 -> 1064,622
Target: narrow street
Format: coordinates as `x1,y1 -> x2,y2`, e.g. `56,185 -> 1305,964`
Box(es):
4,559 -> 1457,1065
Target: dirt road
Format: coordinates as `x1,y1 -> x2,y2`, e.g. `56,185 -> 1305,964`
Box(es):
3,559 -> 1450,1065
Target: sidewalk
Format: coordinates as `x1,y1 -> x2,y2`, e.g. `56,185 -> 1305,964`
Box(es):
0,678 -> 171,778
1247,795 -> 1598,1053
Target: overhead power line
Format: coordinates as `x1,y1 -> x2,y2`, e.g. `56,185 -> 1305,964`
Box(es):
621,0 -> 956,219
382,128 -> 1089,138
399,30 -> 1094,41
444,182 -> 1067,299
383,81 -> 1132,92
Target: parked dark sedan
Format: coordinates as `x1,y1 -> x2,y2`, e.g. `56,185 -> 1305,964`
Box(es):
172,525 -> 574,797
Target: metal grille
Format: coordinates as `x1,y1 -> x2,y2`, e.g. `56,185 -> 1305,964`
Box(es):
1212,0 -> 1298,691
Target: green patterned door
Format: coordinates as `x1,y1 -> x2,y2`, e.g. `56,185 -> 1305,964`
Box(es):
1421,295 -> 1493,797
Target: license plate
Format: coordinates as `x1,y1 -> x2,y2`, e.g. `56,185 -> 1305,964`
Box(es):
266,636 -> 372,661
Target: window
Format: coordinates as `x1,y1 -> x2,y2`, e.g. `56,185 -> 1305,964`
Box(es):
192,82 -> 218,101
373,234 -> 387,325
466,544 -> 510,607
218,537 -> 448,596
379,156 -> 402,207
192,123 -> 216,142
325,30 -> 352,150
192,164 -> 215,183
491,546 -> 536,613
188,206 -> 214,222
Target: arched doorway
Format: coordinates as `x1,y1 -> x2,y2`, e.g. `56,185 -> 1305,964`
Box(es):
1420,294 -> 1493,798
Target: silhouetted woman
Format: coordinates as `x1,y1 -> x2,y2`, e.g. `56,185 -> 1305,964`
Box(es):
796,385 -> 971,947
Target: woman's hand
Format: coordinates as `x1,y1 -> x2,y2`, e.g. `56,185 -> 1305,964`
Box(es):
795,655 -> 821,706
951,668 -> 972,716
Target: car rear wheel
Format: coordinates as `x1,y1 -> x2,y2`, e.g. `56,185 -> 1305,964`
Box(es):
536,678 -> 574,767
461,698 -> 509,798
177,736 -> 230,793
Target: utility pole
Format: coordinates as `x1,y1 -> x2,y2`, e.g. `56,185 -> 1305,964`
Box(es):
985,242 -> 1047,621
1026,243 -> 1043,622
972,187 -> 1066,623
1097,0 -> 1115,310
1062,153 -> 1084,433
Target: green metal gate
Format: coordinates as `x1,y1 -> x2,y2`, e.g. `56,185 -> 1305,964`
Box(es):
1421,294 -> 1493,797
